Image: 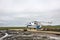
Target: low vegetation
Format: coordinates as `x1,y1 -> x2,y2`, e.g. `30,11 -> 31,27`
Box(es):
0,27 -> 26,30
0,25 -> 60,30
42,25 -> 60,29
42,25 -> 60,32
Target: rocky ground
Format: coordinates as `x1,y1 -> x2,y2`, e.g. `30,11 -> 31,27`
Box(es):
0,30 -> 60,40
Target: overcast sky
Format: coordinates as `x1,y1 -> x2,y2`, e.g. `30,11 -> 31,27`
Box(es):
0,0 -> 60,26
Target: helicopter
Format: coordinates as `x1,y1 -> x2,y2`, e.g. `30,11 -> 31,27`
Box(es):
26,21 -> 52,30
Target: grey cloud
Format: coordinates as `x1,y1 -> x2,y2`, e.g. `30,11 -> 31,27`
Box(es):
0,0 -> 60,26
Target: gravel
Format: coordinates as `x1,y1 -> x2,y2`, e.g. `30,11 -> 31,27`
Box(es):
0,30 -> 60,40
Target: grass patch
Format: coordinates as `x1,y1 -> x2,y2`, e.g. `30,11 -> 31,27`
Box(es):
42,25 -> 60,29
0,27 -> 26,30
0,25 -> 60,30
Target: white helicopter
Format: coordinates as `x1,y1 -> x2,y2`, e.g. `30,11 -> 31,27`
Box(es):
27,21 -> 52,30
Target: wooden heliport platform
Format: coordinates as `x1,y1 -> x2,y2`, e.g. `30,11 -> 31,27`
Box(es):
28,30 -> 60,35
10,29 -> 60,35
31,31 -> 60,34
